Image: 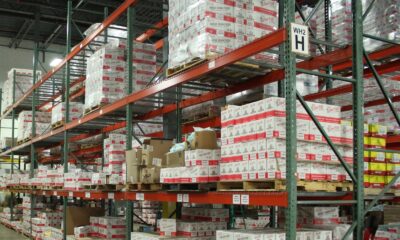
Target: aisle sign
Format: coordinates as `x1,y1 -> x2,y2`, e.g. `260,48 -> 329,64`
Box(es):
291,23 -> 309,55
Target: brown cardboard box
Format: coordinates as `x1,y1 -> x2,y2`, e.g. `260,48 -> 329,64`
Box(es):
140,167 -> 161,183
189,131 -> 218,150
166,151 -> 185,167
126,149 -> 142,165
126,165 -> 141,184
142,139 -> 173,167
65,206 -> 103,235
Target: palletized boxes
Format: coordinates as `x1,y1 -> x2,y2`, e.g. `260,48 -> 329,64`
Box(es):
220,97 -> 351,183
168,0 -> 279,69
96,217 -> 126,239
1,68 -> 41,112
51,102 -> 83,125
85,43 -> 126,111
127,41 -> 157,93
16,111 -> 51,141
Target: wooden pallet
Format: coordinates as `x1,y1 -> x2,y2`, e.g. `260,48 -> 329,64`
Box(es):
84,184 -> 124,191
365,188 -> 395,196
167,57 -> 208,77
51,120 -> 64,129
162,182 -> 217,192
217,180 -> 353,192
17,137 -> 31,145
182,111 -> 219,124
80,143 -> 99,149
124,183 -> 162,191
84,103 -> 105,116
37,185 -> 63,190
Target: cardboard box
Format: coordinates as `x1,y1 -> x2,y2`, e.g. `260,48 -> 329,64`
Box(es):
142,139 -> 173,167
126,149 -> 142,165
140,167 -> 160,183
166,151 -> 185,167
65,206 -> 104,235
189,131 -> 218,149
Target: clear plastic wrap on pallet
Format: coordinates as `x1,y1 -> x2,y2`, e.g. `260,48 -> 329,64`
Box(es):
85,43 -> 126,111
1,68 -> 41,112
84,23 -> 127,50
51,102 -> 83,125
264,74 -> 318,97
168,0 -> 279,69
16,111 -> 51,141
182,100 -> 220,121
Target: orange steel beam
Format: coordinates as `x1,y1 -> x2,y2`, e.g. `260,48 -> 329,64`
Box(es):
155,39 -> 164,50
1,0 -> 139,120
2,189 -> 288,207
332,45 -> 400,72
136,17 -> 168,42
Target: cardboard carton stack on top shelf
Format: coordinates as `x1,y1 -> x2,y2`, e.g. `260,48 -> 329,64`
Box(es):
168,0 -> 279,70
16,111 -> 51,142
220,97 -> 352,184
160,130 -> 221,184
51,102 -> 83,126
1,68 -> 41,112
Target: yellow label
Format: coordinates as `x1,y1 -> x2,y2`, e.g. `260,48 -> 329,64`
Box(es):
368,137 -> 386,147
368,162 -> 386,172
369,124 -> 387,136
369,175 -> 385,184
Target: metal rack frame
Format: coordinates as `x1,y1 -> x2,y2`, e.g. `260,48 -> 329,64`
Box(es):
0,0 -> 399,239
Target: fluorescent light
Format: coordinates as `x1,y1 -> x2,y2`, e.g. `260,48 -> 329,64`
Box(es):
49,58 -> 62,67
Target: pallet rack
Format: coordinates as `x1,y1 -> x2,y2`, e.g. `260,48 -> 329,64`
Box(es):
0,0 -> 399,239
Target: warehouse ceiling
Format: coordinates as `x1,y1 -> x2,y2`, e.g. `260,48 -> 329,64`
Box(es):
0,0 -> 166,49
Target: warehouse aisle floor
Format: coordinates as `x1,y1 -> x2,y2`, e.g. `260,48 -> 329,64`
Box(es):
0,224 -> 29,239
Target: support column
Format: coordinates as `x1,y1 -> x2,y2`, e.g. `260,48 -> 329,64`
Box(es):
352,0 -> 364,239
63,1 -> 72,239
126,6 -> 135,239
284,0 -> 297,239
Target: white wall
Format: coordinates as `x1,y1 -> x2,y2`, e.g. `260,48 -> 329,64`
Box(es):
0,38 -> 64,138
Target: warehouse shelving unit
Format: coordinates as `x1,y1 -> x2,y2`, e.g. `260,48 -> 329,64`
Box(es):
0,0 -> 399,239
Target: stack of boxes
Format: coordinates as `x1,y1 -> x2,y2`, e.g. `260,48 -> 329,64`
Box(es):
126,138 -> 173,184
85,40 -> 158,111
102,133 -> 127,184
160,131 -> 220,184
216,229 -> 333,239
168,0 -> 279,69
128,42 -> 157,93
89,216 -> 126,239
363,124 -> 396,190
1,68 -> 40,112
315,0 -> 400,53
0,137 -> 16,150
64,168 -> 92,191
220,97 -> 352,182
134,201 -> 160,226
85,42 -> 126,111
16,111 -> 51,142
0,206 -> 22,223
51,102 -> 83,125
31,209 -> 63,238
132,207 -> 228,239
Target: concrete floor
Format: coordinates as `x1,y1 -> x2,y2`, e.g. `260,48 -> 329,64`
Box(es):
0,224 -> 29,240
